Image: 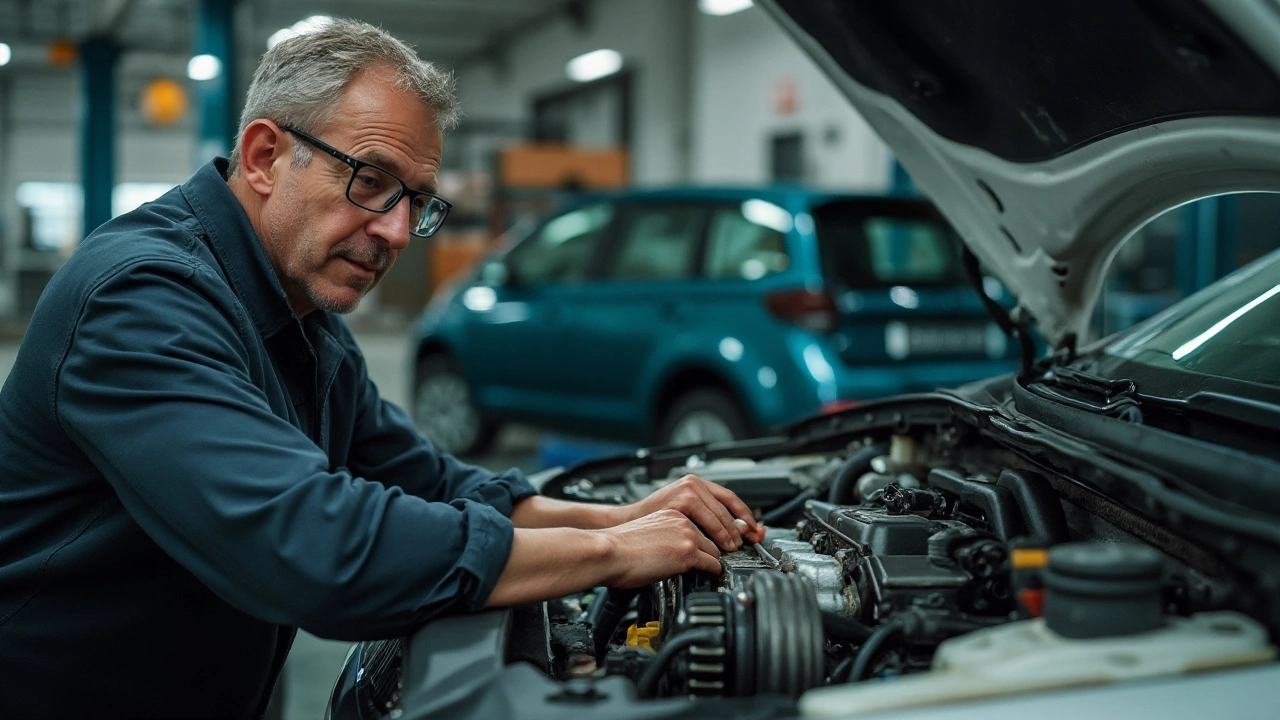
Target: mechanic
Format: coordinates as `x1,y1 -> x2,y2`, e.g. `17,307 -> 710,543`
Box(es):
0,19 -> 763,719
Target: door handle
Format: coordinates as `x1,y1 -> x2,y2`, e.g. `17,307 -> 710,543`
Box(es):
659,301 -> 688,322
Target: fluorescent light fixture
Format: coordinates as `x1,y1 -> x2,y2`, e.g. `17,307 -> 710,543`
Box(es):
0,43 -> 11,67
462,286 -> 497,313
1172,283 -> 1280,361
741,199 -> 793,233
699,0 -> 753,16
187,54 -> 221,81
566,49 -> 623,83
889,286 -> 920,310
268,15 -> 334,49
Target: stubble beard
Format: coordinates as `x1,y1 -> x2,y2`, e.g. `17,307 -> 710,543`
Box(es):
265,202 -> 389,316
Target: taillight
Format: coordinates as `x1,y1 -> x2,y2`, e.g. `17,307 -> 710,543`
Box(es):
820,399 -> 862,414
764,289 -> 839,334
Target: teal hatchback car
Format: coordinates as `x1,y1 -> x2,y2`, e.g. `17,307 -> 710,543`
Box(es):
410,188 -> 1020,455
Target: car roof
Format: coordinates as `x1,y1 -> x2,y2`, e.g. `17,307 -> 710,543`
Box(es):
560,185 -> 928,207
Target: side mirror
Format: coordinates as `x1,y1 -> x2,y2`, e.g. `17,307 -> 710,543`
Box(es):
479,261 -> 511,287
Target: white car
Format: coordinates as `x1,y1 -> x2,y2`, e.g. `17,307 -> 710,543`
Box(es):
330,2 -> 1280,718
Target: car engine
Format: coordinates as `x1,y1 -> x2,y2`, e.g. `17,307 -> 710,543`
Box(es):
331,420 -> 1278,720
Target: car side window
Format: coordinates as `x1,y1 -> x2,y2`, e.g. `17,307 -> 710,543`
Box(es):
605,204 -> 705,281
506,203 -> 614,285
704,203 -> 791,280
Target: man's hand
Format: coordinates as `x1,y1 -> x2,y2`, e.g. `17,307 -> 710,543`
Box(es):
617,474 -> 765,551
599,509 -> 724,587
485,510 -> 723,607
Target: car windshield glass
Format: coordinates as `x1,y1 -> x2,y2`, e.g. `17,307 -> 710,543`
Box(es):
812,199 -> 966,289
1104,249 -> 1280,394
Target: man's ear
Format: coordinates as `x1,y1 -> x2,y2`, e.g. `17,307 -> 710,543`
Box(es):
238,120 -> 289,198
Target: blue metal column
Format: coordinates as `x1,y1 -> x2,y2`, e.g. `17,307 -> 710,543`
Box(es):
1177,195 -> 1239,297
194,0 -> 238,164
889,158 -> 915,197
80,37 -> 120,236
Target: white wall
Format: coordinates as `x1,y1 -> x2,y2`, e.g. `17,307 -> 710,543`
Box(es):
455,0 -> 693,185
690,4 -> 891,191
453,1 -> 892,193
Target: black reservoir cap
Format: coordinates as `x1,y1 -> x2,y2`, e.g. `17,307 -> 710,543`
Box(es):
1042,543 -> 1164,639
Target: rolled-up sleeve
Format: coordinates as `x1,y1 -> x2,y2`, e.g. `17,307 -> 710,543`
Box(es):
55,260 -> 514,640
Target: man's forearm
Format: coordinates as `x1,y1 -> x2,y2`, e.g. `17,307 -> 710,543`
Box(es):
508,495 -> 629,530
485,527 -> 616,607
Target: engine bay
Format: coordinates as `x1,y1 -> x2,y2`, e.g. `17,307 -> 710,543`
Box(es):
331,406 -> 1280,720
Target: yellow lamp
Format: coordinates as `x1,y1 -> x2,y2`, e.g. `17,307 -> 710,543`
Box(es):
140,78 -> 188,126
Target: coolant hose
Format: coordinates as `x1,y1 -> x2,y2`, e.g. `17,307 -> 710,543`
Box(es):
847,622 -> 904,682
821,610 -> 874,643
588,587 -> 640,660
761,487 -> 821,526
827,443 -> 889,505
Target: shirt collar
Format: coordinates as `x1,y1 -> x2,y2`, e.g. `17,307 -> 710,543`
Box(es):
181,157 -> 297,339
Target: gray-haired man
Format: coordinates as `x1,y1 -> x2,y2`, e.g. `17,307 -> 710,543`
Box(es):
0,19 -> 760,718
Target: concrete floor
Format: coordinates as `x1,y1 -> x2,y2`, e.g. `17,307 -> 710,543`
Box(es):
0,330 -> 544,719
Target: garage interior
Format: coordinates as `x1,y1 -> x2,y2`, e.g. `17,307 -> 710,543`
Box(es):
2,1 -> 1280,718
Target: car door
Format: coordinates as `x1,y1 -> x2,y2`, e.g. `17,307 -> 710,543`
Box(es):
550,200 -> 710,436
461,202 -> 616,422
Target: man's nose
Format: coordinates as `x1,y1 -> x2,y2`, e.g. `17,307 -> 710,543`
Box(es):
366,195 -> 413,251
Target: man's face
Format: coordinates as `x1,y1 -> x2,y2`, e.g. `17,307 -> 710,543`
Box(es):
262,69 -> 444,316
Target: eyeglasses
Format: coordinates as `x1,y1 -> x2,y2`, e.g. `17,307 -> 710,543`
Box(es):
280,125 -> 452,238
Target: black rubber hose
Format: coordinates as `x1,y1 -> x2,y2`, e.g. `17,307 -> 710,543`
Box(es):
636,628 -> 724,698
827,443 -> 890,505
821,611 -> 874,644
761,487 -> 821,526
847,623 -> 904,682
829,655 -> 856,685
997,469 -> 1070,544
589,587 -> 640,659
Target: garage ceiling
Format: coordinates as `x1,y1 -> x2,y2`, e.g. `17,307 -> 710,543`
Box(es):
0,0 -> 578,68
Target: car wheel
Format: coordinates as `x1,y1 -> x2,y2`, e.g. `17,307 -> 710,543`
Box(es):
658,388 -> 750,446
412,355 -> 496,456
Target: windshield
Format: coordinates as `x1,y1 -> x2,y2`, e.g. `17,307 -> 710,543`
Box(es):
1101,249 -> 1280,399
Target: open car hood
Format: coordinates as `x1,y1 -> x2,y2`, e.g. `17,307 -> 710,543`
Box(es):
760,0 -> 1280,350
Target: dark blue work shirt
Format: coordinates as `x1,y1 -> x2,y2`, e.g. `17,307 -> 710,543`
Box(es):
0,159 -> 536,719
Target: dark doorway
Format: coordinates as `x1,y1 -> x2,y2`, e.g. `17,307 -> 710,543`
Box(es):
770,131 -> 805,183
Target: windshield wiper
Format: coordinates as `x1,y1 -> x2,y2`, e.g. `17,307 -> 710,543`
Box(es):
1026,366 -> 1144,421
1030,368 -> 1280,434
1144,391 -> 1280,433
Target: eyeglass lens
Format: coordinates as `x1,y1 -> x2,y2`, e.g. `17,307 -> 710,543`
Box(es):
347,165 -> 448,237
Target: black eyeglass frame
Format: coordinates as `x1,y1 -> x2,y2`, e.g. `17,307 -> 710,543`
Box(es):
280,125 -> 452,238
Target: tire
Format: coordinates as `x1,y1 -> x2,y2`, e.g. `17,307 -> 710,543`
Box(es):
412,355 -> 497,457
658,388 -> 751,447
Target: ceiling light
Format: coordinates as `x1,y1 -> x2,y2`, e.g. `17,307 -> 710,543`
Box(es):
268,15 -> 334,49
698,0 -> 753,16
0,44 -> 11,67
566,49 -> 623,83
187,54 -> 221,81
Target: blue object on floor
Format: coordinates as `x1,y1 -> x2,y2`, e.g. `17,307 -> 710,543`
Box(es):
537,435 -> 636,471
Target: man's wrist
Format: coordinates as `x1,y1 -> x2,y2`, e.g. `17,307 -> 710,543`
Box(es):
599,502 -> 635,528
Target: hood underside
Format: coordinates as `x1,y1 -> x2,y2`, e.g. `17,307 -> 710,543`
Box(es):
761,0 -> 1280,349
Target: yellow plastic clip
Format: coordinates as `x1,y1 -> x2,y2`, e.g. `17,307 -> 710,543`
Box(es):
626,621 -> 662,651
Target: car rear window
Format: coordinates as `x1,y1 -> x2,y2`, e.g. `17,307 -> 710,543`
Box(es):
812,199 -> 966,289
704,202 -> 791,281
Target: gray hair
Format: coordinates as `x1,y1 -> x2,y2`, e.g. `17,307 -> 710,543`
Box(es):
227,18 -> 459,174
